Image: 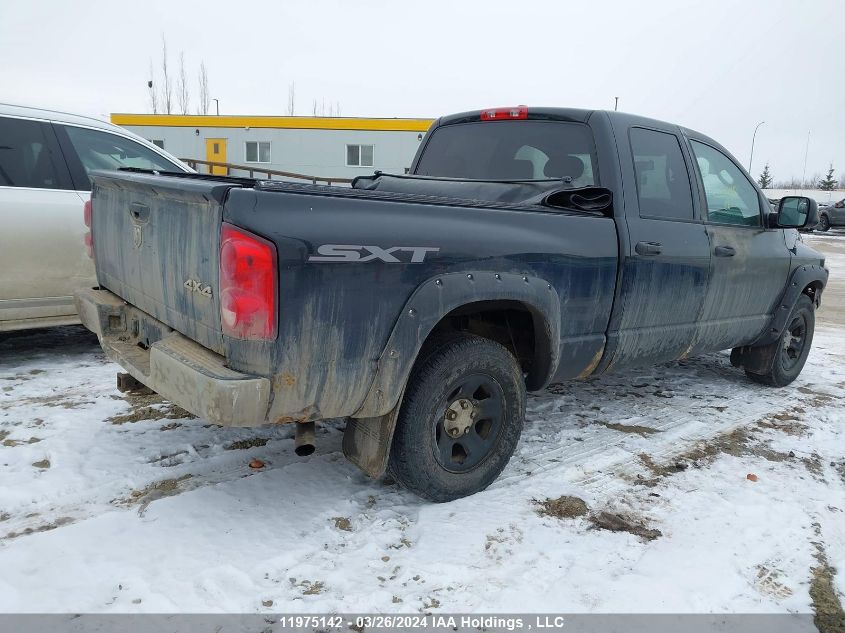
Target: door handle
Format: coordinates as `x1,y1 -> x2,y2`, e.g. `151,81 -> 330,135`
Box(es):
635,241 -> 663,256
714,246 -> 736,257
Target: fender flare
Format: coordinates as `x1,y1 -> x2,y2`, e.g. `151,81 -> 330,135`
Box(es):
352,271 -> 560,419
751,263 -> 828,347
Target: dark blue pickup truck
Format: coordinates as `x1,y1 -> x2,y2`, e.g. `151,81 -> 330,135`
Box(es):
76,106 -> 828,501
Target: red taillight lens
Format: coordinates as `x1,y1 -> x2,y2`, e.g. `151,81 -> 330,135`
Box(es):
83,199 -> 93,258
480,105 -> 528,121
219,223 -> 277,340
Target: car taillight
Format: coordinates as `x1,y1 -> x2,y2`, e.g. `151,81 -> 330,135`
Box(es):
480,105 -> 528,121
83,199 -> 93,258
219,223 -> 277,340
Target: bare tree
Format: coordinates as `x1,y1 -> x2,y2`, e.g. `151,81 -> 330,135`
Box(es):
160,34 -> 173,114
309,97 -> 342,117
197,61 -> 210,115
287,83 -> 296,116
147,61 -> 158,114
177,51 -> 190,114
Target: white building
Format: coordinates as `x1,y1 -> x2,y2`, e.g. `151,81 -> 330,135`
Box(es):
111,113 -> 433,183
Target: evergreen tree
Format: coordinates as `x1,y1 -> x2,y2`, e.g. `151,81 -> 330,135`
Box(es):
819,164 -> 837,191
757,163 -> 772,189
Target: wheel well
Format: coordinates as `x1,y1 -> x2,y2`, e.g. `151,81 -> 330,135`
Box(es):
423,300 -> 552,390
803,281 -> 823,307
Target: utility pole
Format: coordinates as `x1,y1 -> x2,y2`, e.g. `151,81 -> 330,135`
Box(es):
748,121 -> 765,173
614,97 -> 619,111
212,98 -> 219,116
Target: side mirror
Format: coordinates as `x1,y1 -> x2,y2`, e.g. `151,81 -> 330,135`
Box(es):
773,196 -> 819,229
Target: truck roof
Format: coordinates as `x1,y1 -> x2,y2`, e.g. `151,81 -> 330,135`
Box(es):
441,105 -> 715,134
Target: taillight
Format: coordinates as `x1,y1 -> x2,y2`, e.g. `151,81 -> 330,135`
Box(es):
83,199 -> 93,258
480,105 -> 528,121
219,223 -> 277,340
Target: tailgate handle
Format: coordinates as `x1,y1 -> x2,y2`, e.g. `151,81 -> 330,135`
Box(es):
635,241 -> 663,256
128,202 -> 151,225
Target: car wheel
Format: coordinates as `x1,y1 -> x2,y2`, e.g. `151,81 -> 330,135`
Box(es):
818,214 -> 831,231
745,294 -> 815,387
387,333 -> 525,502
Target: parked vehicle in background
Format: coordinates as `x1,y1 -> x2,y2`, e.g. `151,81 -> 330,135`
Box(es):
77,106 -> 827,501
818,198 -> 845,231
0,104 -> 190,331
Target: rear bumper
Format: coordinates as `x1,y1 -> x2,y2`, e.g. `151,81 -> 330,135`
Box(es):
75,287 -> 271,427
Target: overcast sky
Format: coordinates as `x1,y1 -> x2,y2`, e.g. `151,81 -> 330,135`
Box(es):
2,0 -> 842,182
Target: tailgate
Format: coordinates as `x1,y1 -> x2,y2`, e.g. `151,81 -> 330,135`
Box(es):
90,171 -> 241,355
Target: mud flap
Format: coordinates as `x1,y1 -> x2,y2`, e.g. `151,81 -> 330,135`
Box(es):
342,397 -> 403,478
731,344 -> 777,375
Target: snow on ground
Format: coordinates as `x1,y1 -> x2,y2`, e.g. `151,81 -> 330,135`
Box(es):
1,319 -> 844,616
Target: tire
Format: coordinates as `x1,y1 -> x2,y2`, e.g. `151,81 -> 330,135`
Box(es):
745,294 -> 815,387
818,214 -> 831,232
387,334 -> 526,502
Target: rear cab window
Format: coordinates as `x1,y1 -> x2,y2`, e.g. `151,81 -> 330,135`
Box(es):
415,120 -> 598,186
0,116 -> 72,190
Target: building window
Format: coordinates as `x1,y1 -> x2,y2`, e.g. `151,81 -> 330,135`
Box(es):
245,141 -> 271,163
150,139 -> 165,149
346,144 -> 374,167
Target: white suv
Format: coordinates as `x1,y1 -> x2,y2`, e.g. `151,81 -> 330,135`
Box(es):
0,103 -> 190,332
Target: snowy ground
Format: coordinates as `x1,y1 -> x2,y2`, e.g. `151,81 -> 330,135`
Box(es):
0,234 -> 843,617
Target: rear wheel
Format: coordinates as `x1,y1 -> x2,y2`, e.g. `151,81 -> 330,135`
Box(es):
818,214 -> 831,231
387,334 -> 525,502
745,294 -> 815,387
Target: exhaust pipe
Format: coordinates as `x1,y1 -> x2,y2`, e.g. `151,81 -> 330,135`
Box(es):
294,421 -> 316,456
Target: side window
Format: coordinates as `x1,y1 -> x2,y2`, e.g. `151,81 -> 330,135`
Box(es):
629,128 -> 695,220
690,140 -> 761,227
346,144 -> 374,167
245,141 -> 271,163
0,116 -> 69,189
62,125 -> 178,176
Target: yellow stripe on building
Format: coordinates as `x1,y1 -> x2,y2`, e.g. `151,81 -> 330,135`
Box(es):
110,113 -> 434,132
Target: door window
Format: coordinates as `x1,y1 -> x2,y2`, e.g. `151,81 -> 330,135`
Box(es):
63,125 -> 179,176
0,116 -> 69,189
629,128 -> 695,220
690,140 -> 761,227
